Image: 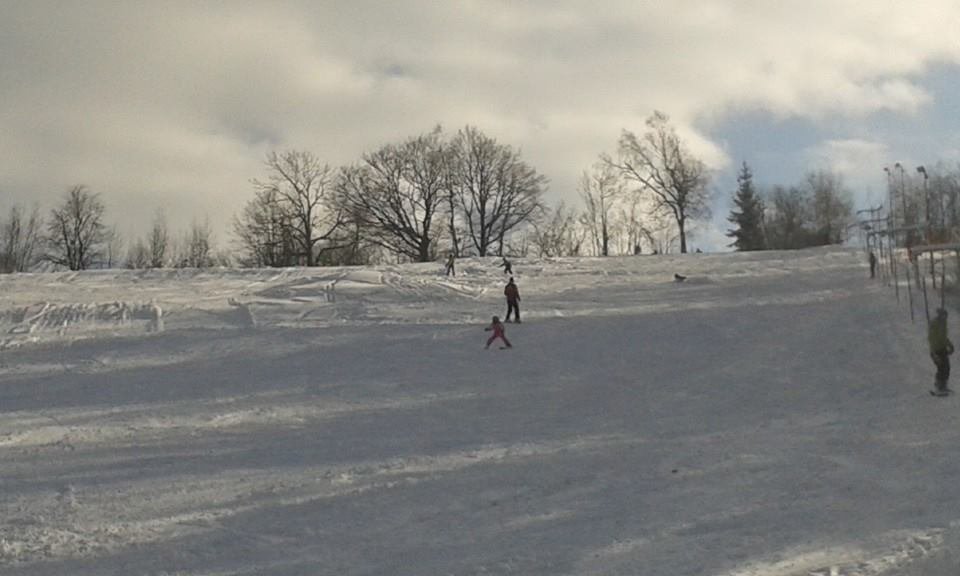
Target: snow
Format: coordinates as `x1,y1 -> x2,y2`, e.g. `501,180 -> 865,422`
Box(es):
1,247 -> 959,575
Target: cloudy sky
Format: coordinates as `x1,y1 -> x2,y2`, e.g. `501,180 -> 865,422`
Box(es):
3,1 -> 960,252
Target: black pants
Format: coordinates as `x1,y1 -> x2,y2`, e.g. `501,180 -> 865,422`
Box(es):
933,351 -> 951,389
506,300 -> 520,322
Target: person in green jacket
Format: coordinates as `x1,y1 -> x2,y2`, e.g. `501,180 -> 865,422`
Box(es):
929,308 -> 955,394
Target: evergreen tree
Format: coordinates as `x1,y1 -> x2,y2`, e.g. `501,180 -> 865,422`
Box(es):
727,162 -> 766,251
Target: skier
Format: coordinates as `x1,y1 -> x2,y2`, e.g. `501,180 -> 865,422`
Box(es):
444,253 -> 456,277
929,307 -> 955,395
499,257 -> 513,275
484,315 -> 512,349
504,277 -> 521,323
868,251 -> 877,279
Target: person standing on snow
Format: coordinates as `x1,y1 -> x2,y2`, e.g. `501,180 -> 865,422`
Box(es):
444,253 -> 456,276
929,307 -> 955,395
504,277 -> 521,323
868,251 -> 877,279
499,257 -> 513,275
484,315 -> 512,349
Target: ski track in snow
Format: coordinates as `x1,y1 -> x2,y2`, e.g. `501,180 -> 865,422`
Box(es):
1,248 -> 959,575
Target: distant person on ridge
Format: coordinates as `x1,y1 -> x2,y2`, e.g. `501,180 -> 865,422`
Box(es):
929,307 -> 955,396
499,257 -> 513,275
504,277 -> 521,323
445,253 -> 456,277
484,315 -> 512,349
868,251 -> 877,279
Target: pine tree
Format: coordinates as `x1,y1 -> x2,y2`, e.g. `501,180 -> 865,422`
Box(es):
727,162 -> 766,251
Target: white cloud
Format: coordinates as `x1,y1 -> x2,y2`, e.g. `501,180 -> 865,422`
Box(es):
804,139 -> 889,174
3,1 -> 960,248
802,139 -> 891,208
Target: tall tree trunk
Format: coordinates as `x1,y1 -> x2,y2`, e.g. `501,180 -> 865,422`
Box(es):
678,215 -> 687,254
419,238 -> 432,263
448,199 -> 460,257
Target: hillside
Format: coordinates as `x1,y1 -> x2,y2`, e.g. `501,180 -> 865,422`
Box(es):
0,248 -> 958,576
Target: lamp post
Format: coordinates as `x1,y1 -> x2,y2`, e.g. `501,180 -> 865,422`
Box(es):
917,165 -> 937,290
884,166 -> 893,243
917,166 -> 929,241
894,162 -> 907,224
894,163 -> 913,315
882,166 -> 894,284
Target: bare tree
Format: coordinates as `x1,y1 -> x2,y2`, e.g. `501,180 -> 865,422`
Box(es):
806,169 -> 853,245
0,203 -> 43,273
46,185 -> 107,271
176,217 -> 213,268
316,208 -> 379,266
103,224 -> 124,268
925,163 -> 960,239
531,202 -> 585,257
579,161 -> 624,256
253,150 -> 345,266
605,111 -> 710,253
126,238 -> 150,269
641,209 -> 681,254
233,188 -> 297,267
148,209 -> 169,268
765,185 -> 810,250
337,129 -> 448,262
612,193 -> 651,255
449,126 -> 547,256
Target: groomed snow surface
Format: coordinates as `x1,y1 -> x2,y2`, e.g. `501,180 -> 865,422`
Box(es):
1,247 -> 959,576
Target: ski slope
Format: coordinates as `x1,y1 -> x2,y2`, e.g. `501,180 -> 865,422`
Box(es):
1,247 -> 959,576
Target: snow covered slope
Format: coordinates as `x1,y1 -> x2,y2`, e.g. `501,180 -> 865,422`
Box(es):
0,247 -> 958,575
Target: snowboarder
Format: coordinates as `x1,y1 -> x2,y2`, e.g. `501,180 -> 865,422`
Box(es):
444,253 -> 456,277
929,307 -> 955,395
484,315 -> 512,349
504,277 -> 521,323
868,251 -> 877,279
499,257 -> 513,275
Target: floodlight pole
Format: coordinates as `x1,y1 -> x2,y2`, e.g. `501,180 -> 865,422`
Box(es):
894,164 -> 916,318
884,167 -> 899,296
918,166 -> 936,290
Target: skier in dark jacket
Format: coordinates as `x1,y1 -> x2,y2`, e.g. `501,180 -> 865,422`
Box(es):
444,253 -> 456,277
929,308 -> 955,395
868,251 -> 877,279
499,257 -> 513,275
504,277 -> 521,323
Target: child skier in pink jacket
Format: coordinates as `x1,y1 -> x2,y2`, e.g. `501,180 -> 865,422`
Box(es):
484,316 -> 512,349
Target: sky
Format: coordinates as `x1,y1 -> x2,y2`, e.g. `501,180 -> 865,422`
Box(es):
3,0 -> 960,252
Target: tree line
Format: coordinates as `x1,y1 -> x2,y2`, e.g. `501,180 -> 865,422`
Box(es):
0,186 -> 222,273
234,125 -> 548,268
726,162 -> 857,251
1,113 -> 878,273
